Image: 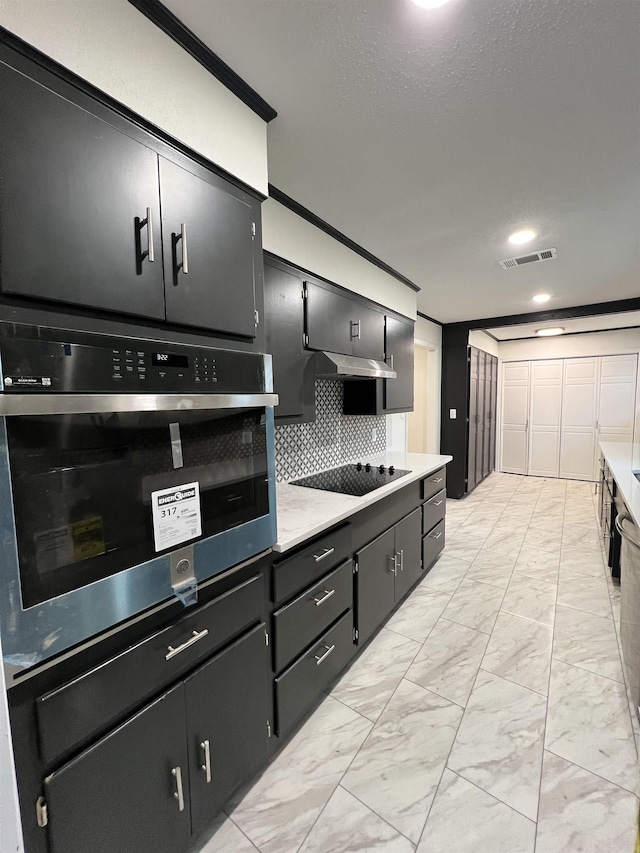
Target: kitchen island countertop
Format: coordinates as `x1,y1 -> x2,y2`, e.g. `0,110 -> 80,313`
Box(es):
274,451 -> 452,553
599,441 -> 640,527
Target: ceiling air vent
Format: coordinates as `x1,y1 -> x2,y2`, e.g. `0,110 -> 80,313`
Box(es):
499,247 -> 557,270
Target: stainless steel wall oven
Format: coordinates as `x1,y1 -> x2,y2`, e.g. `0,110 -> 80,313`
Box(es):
0,322 -> 277,668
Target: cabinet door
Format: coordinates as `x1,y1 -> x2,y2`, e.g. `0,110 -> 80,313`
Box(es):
356,528 -> 396,645
350,303 -> 385,361
264,261 -> 309,419
501,362 -> 530,474
304,282 -> 354,355
475,352 -> 487,484
384,316 -> 414,411
393,508 -> 423,601
185,624 -> 270,837
528,360 -> 563,478
160,157 -> 257,337
489,357 -> 498,474
43,684 -> 190,853
0,63 -> 165,320
467,349 -> 479,490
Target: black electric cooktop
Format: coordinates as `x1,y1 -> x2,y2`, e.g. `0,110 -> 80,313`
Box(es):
290,463 -> 411,497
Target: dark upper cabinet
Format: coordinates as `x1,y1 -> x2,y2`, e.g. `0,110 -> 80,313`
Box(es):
0,63 -> 165,321
383,316 -> 414,412
185,623 -> 270,837
392,508 -> 422,601
263,257 -> 314,421
159,157 -> 257,337
43,684 -> 191,853
304,282 -> 385,360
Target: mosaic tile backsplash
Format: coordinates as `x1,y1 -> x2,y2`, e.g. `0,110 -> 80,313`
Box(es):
275,381 -> 387,482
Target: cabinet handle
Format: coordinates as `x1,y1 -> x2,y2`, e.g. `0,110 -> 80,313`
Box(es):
200,740 -> 212,784
165,628 -> 209,661
175,223 -> 189,275
430,531 -> 443,540
172,767 -> 185,812
145,207 -> 154,262
388,554 -> 397,575
350,320 -> 361,340
387,354 -> 394,370
397,550 -> 404,571
429,499 -> 444,507
431,477 -> 444,484
314,644 -> 335,665
313,588 -> 335,606
313,547 -> 335,563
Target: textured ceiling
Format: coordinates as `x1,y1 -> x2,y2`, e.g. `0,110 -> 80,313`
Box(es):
487,311 -> 640,341
164,0 -> 640,323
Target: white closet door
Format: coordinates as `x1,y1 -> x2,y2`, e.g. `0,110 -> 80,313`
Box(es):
501,362 -> 529,474
559,357 -> 598,480
528,360 -> 563,477
596,355 -> 638,469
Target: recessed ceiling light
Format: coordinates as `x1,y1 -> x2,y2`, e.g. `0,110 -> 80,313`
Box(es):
411,0 -> 452,8
536,327 -> 564,337
509,229 -> 536,245
532,293 -> 550,304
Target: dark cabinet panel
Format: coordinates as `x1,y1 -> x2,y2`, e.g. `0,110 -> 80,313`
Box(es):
422,520 -> 446,574
185,624 -> 270,837
384,316 -> 414,412
355,527 -> 396,645
0,64 -> 165,320
350,302 -> 385,362
466,347 -> 498,494
393,508 -> 422,601
304,282 -> 355,356
422,489 -> 446,535
43,684 -> 190,853
159,157 -> 257,337
468,349 -> 479,492
264,259 -> 312,420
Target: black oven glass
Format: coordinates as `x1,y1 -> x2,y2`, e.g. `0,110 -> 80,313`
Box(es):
6,408 -> 269,608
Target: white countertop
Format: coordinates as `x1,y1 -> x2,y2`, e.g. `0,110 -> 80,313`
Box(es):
599,442 -> 640,528
274,452 -> 452,553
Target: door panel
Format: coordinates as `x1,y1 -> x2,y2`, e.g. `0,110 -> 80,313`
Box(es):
304,282 -> 354,355
528,360 -> 562,478
351,303 -> 385,361
560,432 -> 597,480
501,362 -> 529,474
0,64 -> 165,320
467,349 -> 479,491
502,429 -> 528,474
185,624 -> 270,837
598,384 -> 637,430
529,430 -> 561,478
44,684 -> 190,853
356,527 -> 396,645
393,508 -> 422,601
160,157 -> 256,337
384,316 -> 414,411
559,358 -> 598,481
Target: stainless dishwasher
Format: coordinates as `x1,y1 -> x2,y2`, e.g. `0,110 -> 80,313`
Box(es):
617,511 -> 640,721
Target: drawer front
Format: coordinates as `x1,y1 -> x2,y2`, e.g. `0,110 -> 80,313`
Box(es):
422,489 -> 446,535
272,524 -> 352,606
275,610 -> 354,735
38,575 -> 264,766
422,520 -> 445,573
421,467 -> 447,501
273,560 -> 353,673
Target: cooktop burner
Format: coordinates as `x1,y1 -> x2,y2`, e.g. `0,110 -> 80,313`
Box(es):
290,463 -> 411,496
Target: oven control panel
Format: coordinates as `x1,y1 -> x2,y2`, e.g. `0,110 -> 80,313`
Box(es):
0,324 -> 266,394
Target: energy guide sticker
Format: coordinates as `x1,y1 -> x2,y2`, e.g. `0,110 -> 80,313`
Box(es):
151,482 -> 202,552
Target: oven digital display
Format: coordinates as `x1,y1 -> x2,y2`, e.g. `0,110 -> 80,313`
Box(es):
152,352 -> 189,368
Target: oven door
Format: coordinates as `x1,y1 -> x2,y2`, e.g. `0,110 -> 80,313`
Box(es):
0,395 -> 276,667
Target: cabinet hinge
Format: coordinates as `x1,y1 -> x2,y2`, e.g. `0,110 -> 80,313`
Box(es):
302,286 -> 308,299
304,334 -> 309,347
353,560 -> 359,574
254,309 -> 260,326
267,719 -> 272,738
251,222 -> 256,238
36,796 -> 48,828
353,628 -> 359,642
264,630 -> 270,647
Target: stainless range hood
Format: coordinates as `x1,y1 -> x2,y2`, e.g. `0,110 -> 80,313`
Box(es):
313,351 -> 397,380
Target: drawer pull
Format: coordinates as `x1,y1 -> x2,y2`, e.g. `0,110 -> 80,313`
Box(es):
430,531 -> 443,540
314,644 -> 335,665
166,629 -> 209,661
397,550 -> 404,572
200,739 -> 212,784
172,766 -> 185,812
313,547 -> 335,563
429,499 -> 444,507
431,477 -> 444,484
313,588 -> 335,606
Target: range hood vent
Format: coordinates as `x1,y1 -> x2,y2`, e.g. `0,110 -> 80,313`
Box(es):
313,351 -> 397,380
499,247 -> 558,269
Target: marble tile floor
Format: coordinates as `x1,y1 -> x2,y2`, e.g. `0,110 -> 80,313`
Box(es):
199,472 -> 639,853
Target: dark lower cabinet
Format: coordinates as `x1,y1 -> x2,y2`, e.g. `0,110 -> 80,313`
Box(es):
159,157 -> 258,338
44,683 -> 190,853
393,509 -> 423,601
356,527 -> 397,645
185,624 -> 270,836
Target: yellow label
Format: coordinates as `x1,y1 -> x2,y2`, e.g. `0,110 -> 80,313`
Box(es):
71,515 -> 106,561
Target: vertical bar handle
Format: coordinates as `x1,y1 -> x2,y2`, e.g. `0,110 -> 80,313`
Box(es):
180,223 -> 189,274
200,740 -> 212,784
172,767 -> 185,811
146,208 -> 154,262
388,555 -> 397,575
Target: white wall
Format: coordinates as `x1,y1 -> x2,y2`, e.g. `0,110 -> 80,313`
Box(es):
468,329 -> 500,358
262,199 -> 417,320
0,0 -> 268,194
499,328 -> 640,362
414,316 -> 442,453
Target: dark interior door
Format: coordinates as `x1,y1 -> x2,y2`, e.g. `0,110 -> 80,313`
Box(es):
393,508 -> 422,601
485,356 -> 496,476
264,261 -> 307,419
43,684 -> 190,853
304,282 -> 355,355
356,527 -> 396,645
475,352 -> 486,485
467,348 -> 478,493
0,63 -> 164,320
350,303 -> 385,361
185,623 -> 270,837
384,316 -> 414,411
160,157 -> 256,337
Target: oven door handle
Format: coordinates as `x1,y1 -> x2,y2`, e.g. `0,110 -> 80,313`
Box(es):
615,513 -> 640,550
0,393 -> 279,416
